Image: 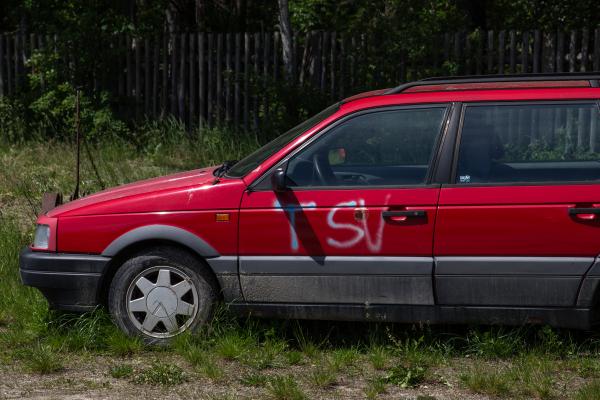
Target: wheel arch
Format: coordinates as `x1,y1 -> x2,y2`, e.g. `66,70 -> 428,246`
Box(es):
97,225 -> 223,306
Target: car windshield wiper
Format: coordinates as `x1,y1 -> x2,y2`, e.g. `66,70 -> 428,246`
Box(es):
213,160 -> 238,177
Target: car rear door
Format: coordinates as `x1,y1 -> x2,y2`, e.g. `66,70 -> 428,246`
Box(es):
238,104 -> 453,305
435,100 -> 600,307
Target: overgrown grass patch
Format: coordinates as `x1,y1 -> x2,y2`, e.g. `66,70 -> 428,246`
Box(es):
266,375 -> 307,400
20,342 -> 65,374
132,361 -> 187,386
109,364 -> 134,379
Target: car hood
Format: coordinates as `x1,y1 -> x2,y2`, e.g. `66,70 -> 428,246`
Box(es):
47,166 -> 245,217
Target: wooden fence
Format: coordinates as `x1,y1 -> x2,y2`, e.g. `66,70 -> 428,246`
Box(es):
0,29 -> 599,131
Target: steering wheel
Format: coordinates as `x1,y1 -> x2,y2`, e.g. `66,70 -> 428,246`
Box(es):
313,152 -> 336,185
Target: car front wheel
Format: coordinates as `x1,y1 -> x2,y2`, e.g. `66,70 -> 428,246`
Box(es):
108,246 -> 217,344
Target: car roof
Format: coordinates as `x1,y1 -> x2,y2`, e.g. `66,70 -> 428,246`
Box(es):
340,73 -> 600,113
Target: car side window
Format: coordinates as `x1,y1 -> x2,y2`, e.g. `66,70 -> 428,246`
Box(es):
456,102 -> 600,184
285,107 -> 447,187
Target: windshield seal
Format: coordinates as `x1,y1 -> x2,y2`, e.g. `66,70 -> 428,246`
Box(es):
225,103 -> 340,178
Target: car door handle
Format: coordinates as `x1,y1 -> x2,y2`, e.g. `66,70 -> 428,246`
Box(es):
382,210 -> 427,222
569,208 -> 600,220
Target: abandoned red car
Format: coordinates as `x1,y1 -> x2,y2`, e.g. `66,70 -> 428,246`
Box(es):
20,73 -> 600,342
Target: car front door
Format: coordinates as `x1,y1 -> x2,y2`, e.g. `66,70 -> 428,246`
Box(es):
435,101 -> 600,307
238,104 -> 451,305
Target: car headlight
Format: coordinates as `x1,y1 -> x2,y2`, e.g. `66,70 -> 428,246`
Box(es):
33,224 -> 50,249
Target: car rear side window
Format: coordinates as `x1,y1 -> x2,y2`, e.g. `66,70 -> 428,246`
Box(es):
456,102 -> 600,184
286,106 -> 448,187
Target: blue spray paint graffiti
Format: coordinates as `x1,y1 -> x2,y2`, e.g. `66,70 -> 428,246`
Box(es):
274,200 -> 317,251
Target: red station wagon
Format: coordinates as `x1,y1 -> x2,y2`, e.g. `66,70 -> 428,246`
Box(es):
20,73 -> 600,343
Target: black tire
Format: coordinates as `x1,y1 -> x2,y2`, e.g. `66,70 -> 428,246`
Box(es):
108,245 -> 218,345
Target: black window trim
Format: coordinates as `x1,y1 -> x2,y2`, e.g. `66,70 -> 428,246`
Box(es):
445,99 -> 600,188
248,103 -> 454,192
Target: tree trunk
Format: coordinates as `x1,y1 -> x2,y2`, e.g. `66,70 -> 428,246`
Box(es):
278,0 -> 294,80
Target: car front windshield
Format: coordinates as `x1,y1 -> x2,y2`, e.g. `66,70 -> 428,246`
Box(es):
226,103 -> 340,178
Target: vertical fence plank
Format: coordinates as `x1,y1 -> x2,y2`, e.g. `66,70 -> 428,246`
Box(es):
253,32 -> 260,131
117,35 -> 124,96
487,31 -> 495,74
594,28 -> 600,72
0,34 -> 4,97
198,32 -> 205,128
454,32 -> 462,75
569,30 -> 576,72
581,28 -> 589,72
556,31 -> 565,72
189,32 -> 196,127
144,38 -> 151,116
243,32 -> 249,132
216,33 -> 223,125
161,35 -> 168,116
498,30 -> 505,74
207,33 -> 213,127
179,33 -> 186,123
262,32 -> 270,125
321,32 -> 329,91
225,33 -> 232,124
522,31 -> 530,73
476,31 -> 483,74
135,38 -> 141,112
170,34 -> 178,115
509,30 -> 516,73
330,32 -> 336,99
349,35 -> 356,88
339,34 -> 345,98
533,30 -> 541,73
273,32 -> 279,82
542,32 -> 555,73
152,36 -> 159,117
14,34 -> 19,91
126,35 -> 133,97
234,32 -> 241,129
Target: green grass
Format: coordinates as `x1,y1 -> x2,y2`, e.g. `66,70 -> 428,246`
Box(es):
266,375 -> 307,400
109,364 -> 134,379
4,137 -> 600,397
576,380 -> 600,400
21,342 -> 64,374
132,362 -> 187,386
